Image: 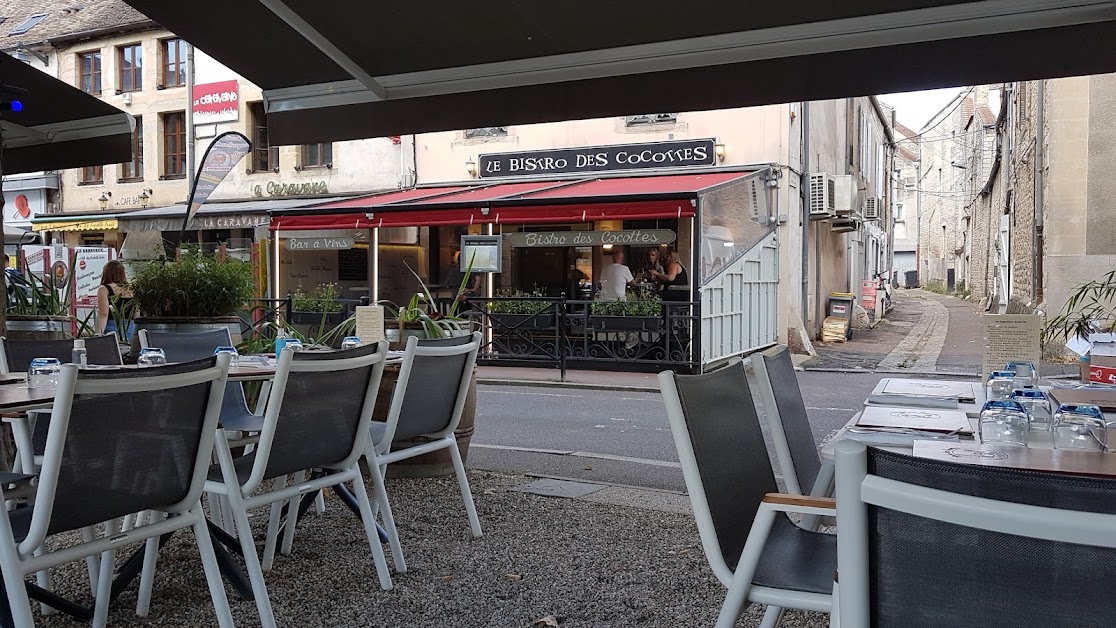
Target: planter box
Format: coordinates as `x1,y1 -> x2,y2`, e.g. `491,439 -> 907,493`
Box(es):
290,310 -> 345,326
5,315 -> 72,340
588,315 -> 664,332
490,313 -> 555,330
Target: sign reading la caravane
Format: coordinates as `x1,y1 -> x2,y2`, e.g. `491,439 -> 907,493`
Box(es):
506,229 -> 676,248
478,139 -> 716,178
253,181 -> 329,198
285,237 -> 355,251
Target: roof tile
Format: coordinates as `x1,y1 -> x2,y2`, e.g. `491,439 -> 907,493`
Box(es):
0,0 -> 149,49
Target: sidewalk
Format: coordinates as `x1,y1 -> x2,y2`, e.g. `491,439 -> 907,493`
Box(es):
477,365 -> 662,391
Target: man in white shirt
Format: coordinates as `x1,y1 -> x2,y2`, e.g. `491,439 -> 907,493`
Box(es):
599,249 -> 635,301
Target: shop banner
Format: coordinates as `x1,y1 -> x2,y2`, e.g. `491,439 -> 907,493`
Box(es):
478,139 -> 716,178
192,80 -> 240,124
181,131 -> 251,237
70,247 -> 116,331
506,229 -> 676,248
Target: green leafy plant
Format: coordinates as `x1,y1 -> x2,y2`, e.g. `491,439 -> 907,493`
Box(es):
6,271 -> 71,316
237,314 -> 357,354
922,280 -> 948,295
291,283 -> 343,313
590,288 -> 662,316
129,250 -> 255,318
376,256 -> 478,339
1045,269 -> 1116,342
489,289 -> 550,315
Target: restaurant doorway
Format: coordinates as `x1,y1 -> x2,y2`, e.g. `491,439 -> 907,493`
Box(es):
517,246 -> 569,297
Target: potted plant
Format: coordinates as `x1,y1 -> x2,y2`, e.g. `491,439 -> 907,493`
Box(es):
127,250 -> 255,353
589,288 -> 664,332
488,289 -> 554,330
5,263 -> 76,340
290,282 -> 346,329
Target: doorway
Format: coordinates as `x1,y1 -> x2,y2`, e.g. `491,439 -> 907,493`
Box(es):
516,247 -> 569,296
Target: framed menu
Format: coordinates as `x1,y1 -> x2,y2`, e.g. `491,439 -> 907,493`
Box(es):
982,314 -> 1042,384
856,406 -> 973,434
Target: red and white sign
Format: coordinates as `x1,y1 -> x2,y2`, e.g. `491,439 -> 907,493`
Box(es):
1089,365 -> 1116,385
192,80 -> 239,124
861,280 -> 878,309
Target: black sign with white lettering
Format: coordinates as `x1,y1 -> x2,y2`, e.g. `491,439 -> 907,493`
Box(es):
477,139 -> 716,178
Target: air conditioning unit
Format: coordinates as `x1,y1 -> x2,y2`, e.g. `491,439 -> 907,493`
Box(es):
830,218 -> 861,234
808,173 -> 836,220
833,175 -> 856,215
121,92 -> 132,105
864,197 -> 880,221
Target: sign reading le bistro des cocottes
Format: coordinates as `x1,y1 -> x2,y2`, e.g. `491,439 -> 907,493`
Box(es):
478,139 -> 716,178
506,229 -> 676,248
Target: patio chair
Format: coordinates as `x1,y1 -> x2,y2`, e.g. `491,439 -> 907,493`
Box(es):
196,341 -> 398,628
0,334 -> 124,373
368,332 -> 483,539
834,440 -> 1116,628
0,356 -> 235,628
659,363 -> 837,628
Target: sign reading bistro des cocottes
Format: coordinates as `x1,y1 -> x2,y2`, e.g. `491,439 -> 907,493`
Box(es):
478,139 -> 716,178
506,229 -> 676,248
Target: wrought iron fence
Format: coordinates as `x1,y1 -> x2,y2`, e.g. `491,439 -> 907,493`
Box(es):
441,296 -> 699,375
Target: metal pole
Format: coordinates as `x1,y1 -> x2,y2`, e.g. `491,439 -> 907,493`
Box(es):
915,159 -> 922,286
1034,80 -> 1045,305
185,44 -> 196,193
800,101 -> 811,341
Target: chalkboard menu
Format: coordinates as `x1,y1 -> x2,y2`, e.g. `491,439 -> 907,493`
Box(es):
338,248 -> 368,281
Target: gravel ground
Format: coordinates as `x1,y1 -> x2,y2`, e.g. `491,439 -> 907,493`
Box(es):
35,472 -> 829,628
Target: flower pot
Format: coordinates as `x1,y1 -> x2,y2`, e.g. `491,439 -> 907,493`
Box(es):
129,316 -> 244,358
384,320 -> 428,351
490,313 -> 555,330
5,315 -> 72,340
589,315 -> 664,332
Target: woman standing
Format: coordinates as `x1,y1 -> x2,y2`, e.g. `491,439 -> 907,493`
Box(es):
96,260 -> 136,340
648,248 -> 690,301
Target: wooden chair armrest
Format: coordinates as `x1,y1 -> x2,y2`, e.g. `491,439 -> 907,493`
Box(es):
762,493 -> 837,510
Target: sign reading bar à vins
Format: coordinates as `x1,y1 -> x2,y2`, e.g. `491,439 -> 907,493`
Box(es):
285,237 -> 355,251
506,229 -> 676,248
478,139 -> 716,178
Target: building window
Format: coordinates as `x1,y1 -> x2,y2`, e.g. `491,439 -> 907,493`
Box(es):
162,112 -> 186,178
895,202 -> 905,221
78,51 -> 101,95
161,38 -> 186,88
80,165 -> 103,185
249,102 -> 279,172
120,117 -> 144,181
117,43 -> 142,93
8,14 -> 47,36
300,142 -> 332,169
624,114 -> 677,126
464,127 -> 508,138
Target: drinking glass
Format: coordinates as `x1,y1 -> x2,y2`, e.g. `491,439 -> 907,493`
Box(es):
137,348 -> 167,368
1052,404 -> 1108,452
279,339 -> 302,354
341,336 -> 363,350
27,357 -> 62,390
1006,361 -> 1038,389
1011,389 -> 1053,432
979,400 -> 1030,447
987,370 -> 1017,401
214,346 -> 240,366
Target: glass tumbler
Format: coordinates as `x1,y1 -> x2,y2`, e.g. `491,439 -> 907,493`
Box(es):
1005,361 -> 1038,389
137,348 -> 168,368
27,357 -> 62,390
1052,404 -> 1108,452
1011,389 -> 1053,432
987,370 -> 1017,401
979,400 -> 1030,447
214,346 -> 240,366
341,336 -> 363,350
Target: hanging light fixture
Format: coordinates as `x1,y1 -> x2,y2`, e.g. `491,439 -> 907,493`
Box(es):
137,189 -> 150,209
465,159 -> 477,177
98,192 -> 111,210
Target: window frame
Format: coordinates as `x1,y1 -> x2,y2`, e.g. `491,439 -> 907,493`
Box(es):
300,142 -> 333,169
160,38 -> 186,88
161,111 -> 187,179
464,127 -> 509,138
249,102 -> 279,173
8,14 -> 47,37
77,50 -> 102,95
116,42 -> 143,93
119,117 -> 144,182
79,165 -> 103,185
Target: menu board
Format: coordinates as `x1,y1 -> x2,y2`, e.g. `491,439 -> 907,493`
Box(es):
982,314 -> 1042,384
337,247 -> 368,281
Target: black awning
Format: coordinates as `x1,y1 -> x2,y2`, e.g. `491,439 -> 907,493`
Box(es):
1,54 -> 134,175
125,0 -> 1116,143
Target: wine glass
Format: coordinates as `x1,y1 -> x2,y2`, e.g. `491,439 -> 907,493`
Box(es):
137,348 -> 167,368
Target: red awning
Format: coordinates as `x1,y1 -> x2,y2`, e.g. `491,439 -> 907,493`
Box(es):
272,171 -> 752,231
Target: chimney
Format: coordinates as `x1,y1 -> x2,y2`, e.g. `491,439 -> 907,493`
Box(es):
973,84 -> 991,109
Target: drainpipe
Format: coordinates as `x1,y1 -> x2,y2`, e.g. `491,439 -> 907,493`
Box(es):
1034,80 -> 1045,306
800,102 -> 811,337
915,158 -> 922,285
185,43 -> 196,194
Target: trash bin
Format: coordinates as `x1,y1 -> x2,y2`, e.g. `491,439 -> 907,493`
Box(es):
904,270 -> 918,288
824,292 -> 856,341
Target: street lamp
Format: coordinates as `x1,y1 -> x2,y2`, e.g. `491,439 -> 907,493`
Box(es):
138,189 -> 150,209
465,159 -> 477,177
714,142 -> 726,162
98,192 -> 111,210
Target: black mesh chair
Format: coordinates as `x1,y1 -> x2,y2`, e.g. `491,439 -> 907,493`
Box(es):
196,341 -> 396,627
751,346 -> 823,497
139,328 -> 263,433
0,356 -> 235,628
659,364 -> 837,628
369,332 -> 483,538
834,441 -> 1116,628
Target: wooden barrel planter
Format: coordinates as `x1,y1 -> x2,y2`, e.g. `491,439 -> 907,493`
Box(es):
370,362 -> 477,478
5,315 -> 71,340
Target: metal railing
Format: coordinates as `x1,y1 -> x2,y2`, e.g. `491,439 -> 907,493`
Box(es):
440,296 -> 699,376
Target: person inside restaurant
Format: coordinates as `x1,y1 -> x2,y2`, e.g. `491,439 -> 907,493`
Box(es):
599,249 -> 636,301
648,248 -> 690,301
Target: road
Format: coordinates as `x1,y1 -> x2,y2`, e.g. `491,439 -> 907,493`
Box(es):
468,371 -> 889,492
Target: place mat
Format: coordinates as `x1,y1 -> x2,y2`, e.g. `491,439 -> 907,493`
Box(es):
856,406 -> 973,434
1048,386 -> 1116,413
880,379 -> 978,403
0,376 -> 24,385
913,440 -> 1116,478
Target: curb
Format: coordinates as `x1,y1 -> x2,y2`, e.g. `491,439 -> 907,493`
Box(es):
801,367 -> 980,377
477,377 -> 660,393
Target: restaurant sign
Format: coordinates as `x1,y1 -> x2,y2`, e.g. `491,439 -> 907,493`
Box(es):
252,180 -> 329,198
193,214 -> 270,230
478,139 -> 716,178
506,229 -> 676,248
285,237 -> 355,251
192,80 -> 239,124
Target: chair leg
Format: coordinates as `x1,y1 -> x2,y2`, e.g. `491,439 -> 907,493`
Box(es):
81,526 -> 100,597
262,476 -> 288,572
760,606 -> 786,628
447,438 -> 482,538
191,504 -> 236,628
314,492 -> 326,515
715,508 -> 777,628
136,511 -> 165,617
91,519 -> 120,628
0,541 -> 33,628
228,491 -> 277,628
32,543 -> 53,616
279,471 -> 305,557
829,579 -> 840,628
349,470 -> 393,591
364,453 -> 406,573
